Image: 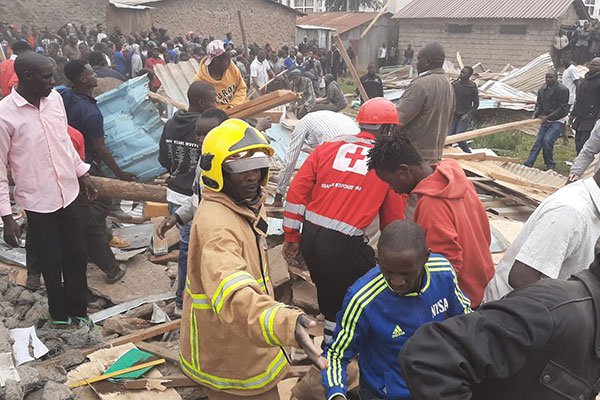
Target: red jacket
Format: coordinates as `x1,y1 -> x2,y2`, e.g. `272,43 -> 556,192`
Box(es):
0,59 -> 18,97
284,131 -> 405,243
412,159 -> 494,307
67,125 -> 86,161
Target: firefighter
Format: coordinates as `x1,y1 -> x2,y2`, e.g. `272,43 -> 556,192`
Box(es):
282,98 -> 405,344
180,119 -> 326,400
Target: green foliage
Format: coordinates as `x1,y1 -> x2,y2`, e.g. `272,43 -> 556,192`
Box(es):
325,0 -> 382,11
470,130 -> 577,176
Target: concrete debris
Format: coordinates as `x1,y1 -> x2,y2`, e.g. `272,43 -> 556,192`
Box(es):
40,381 -> 73,400
292,281 -> 319,314
267,245 -> 291,288
102,316 -> 152,336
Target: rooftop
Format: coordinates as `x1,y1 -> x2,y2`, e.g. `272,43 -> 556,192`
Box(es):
296,11 -> 388,34
393,0 -> 588,20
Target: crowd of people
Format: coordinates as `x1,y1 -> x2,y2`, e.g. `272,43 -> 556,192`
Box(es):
2,14 -> 600,400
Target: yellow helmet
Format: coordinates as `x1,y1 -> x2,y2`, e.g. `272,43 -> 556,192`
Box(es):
199,118 -> 274,192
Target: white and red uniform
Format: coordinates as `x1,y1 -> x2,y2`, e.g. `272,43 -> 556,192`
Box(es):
283,131 -> 405,242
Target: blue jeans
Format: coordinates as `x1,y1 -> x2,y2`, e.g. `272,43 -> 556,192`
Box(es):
448,113 -> 472,153
524,121 -> 564,169
168,202 -> 191,308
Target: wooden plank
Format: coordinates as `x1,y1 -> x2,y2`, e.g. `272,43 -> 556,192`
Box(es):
259,69 -> 287,91
136,341 -> 180,364
445,119 -> 541,145
90,176 -> 166,203
83,320 -> 181,356
68,359 -> 166,388
148,91 -> 188,111
456,51 -> 464,69
360,0 -> 391,39
237,10 -> 249,59
229,92 -> 298,119
443,153 -> 521,163
333,34 -> 369,102
227,90 -> 288,115
124,375 -> 200,390
487,171 -> 557,193
471,179 -> 535,209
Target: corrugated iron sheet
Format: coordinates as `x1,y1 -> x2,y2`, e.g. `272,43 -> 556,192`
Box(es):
499,53 -> 553,93
394,0 -> 581,19
96,75 -> 166,182
296,12 -> 382,34
153,60 -> 199,108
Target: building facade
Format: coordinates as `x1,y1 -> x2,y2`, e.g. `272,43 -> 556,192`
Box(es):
394,0 -> 589,71
583,0 -> 600,18
277,0 -> 326,13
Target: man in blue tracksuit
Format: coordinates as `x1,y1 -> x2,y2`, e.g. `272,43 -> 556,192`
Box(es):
323,220 -> 472,400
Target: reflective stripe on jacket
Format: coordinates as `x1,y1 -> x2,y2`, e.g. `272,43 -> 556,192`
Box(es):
180,189 -> 303,396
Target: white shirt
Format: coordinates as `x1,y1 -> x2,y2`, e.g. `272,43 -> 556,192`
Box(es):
250,58 -> 271,87
562,64 -> 580,105
378,47 -> 387,59
277,111 -> 360,195
483,178 -> 600,302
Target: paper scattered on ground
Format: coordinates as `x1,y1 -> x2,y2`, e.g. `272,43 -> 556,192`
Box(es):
9,326 -> 49,366
0,352 -> 20,387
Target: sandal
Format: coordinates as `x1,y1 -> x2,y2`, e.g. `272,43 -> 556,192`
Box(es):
45,317 -> 74,330
72,316 -> 95,329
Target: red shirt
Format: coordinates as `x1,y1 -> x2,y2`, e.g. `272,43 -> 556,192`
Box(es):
67,125 -> 86,161
412,159 -> 495,307
284,131 -> 405,243
144,57 -> 165,89
0,58 -> 18,97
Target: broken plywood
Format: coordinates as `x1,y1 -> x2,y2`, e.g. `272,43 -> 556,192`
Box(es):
87,255 -> 174,304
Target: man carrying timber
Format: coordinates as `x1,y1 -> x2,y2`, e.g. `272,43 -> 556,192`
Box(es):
180,119 -> 326,400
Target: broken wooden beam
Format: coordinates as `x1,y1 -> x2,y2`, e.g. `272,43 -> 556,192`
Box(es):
360,0 -> 391,39
90,176 -> 167,203
445,119 -> 541,145
83,319 -> 181,356
136,341 -> 180,364
227,90 -> 298,119
333,34 -> 369,102
124,374 -> 200,390
148,91 -> 189,111
443,153 -> 521,163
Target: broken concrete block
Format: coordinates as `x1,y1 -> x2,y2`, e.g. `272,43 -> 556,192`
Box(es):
292,281 -> 319,314
268,245 -> 290,288
16,366 -> 43,395
2,379 -> 23,400
102,315 -> 152,336
41,381 -> 73,400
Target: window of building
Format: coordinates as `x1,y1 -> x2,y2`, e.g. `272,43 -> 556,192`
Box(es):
499,25 -> 528,35
447,24 -> 473,34
583,0 -> 600,18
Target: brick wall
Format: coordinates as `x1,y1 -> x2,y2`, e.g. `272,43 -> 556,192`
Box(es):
0,0 -> 105,31
146,0 -> 297,47
396,10 -> 579,71
0,0 -> 297,47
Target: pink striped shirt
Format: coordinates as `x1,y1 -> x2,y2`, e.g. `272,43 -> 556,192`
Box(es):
0,89 -> 90,216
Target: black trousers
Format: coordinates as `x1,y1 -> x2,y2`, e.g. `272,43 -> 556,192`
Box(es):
80,197 -> 118,274
575,130 -> 592,155
28,197 -> 117,276
25,200 -> 88,321
300,221 -> 376,322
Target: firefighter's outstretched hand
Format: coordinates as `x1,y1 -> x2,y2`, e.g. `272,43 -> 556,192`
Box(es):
295,314 -> 328,370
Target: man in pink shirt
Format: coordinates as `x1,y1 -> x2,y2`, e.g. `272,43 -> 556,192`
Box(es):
0,51 -> 96,327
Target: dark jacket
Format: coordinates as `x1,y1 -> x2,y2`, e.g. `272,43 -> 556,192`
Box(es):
158,110 -> 201,196
572,71 -> 600,131
359,73 -> 384,102
400,269 -> 600,400
533,82 -> 570,121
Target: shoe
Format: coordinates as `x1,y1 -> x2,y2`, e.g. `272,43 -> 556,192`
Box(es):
109,236 -> 130,248
72,316 -> 95,329
105,265 -> 126,284
174,305 -> 182,317
25,273 -> 42,290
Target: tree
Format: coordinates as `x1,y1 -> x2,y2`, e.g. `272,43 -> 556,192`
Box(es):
325,0 -> 383,11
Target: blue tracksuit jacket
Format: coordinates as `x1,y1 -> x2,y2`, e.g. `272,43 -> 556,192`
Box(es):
322,254 -> 472,399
